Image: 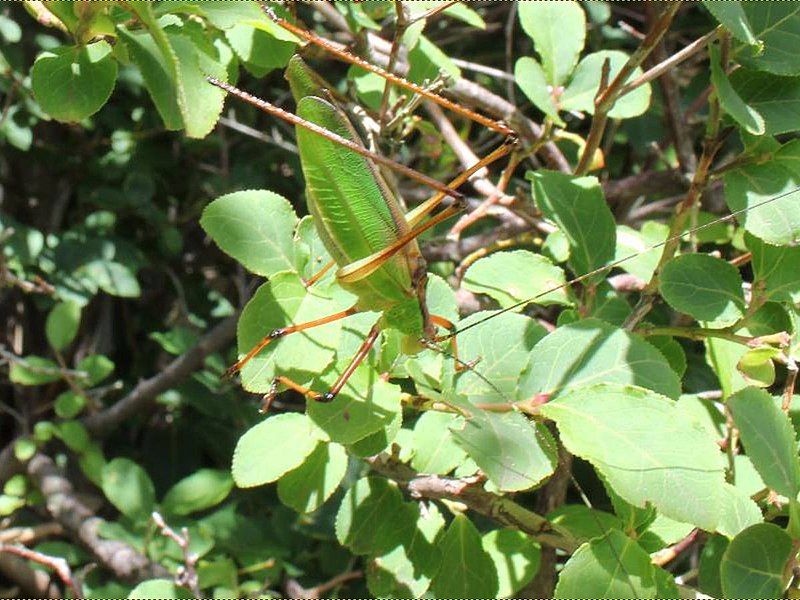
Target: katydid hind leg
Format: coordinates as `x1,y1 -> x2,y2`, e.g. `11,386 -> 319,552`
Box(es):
224,306 -> 359,378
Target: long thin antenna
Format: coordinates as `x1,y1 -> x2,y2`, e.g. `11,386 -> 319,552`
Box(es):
448,185 -> 800,339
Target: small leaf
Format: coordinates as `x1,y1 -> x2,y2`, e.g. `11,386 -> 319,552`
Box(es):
101,458 -> 156,519
56,420 -> 90,453
737,346 -> 779,387
518,1 -> 586,86
45,301 -> 81,351
462,250 -> 571,308
518,319 -> 682,401
731,69 -> 800,136
728,387 -> 800,498
659,254 -> 746,327
710,44 -> 764,135
201,190 -> 297,277
277,442 -> 347,514
128,579 -> 194,599
720,523 -> 793,598
526,171 -> 616,283
554,530 -> 658,599
430,514 -> 498,599
76,354 -> 114,386
561,50 -> 651,119
542,384 -> 726,530
748,232 -> 800,303
450,404 -> 557,492
161,469 -> 234,516
10,356 -> 61,386
231,413 -> 324,488
482,529 -> 540,598
514,57 -> 564,124
13,438 -> 36,461
31,41 -> 117,122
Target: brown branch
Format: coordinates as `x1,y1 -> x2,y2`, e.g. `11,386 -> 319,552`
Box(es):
0,543 -> 83,598
82,316 -> 236,437
285,570 -> 364,599
365,453 -> 579,553
152,512 -> 200,598
26,453 -> 169,583
0,551 -> 61,598
576,3 -> 682,175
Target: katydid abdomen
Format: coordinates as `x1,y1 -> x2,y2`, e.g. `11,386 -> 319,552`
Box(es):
295,95 -> 429,341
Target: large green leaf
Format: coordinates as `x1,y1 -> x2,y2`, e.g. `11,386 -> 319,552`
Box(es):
710,44 -> 764,135
724,139 -> 800,245
161,469 -> 233,516
720,523 -> 792,598
277,441 -> 347,513
128,579 -> 193,599
731,69 -> 800,135
462,250 -> 571,309
728,387 -> 800,498
101,458 -> 156,519
747,232 -> 800,303
517,319 -> 681,401
450,403 -> 558,492
704,1 -> 757,44
554,530 -> 658,599
717,482 -> 762,539
482,529 -> 541,598
430,514 -> 498,599
542,384 -> 726,530
452,311 -> 547,405
31,41 -> 117,122
231,413 -> 325,488
739,4 -> 800,75
517,1 -> 585,86
514,56 -> 564,125
527,171 -> 616,283
560,50 -> 651,119
659,254 -> 746,327
201,190 -> 297,277
410,410 -> 466,475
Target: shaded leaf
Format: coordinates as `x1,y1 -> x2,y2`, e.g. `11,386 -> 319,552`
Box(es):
277,442 -> 347,514
482,529 -> 540,598
720,523 -> 792,598
430,514 -> 498,599
101,458 -> 156,519
45,301 -> 81,351
162,469 -> 234,516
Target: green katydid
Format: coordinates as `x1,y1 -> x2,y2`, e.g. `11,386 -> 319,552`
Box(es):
208,54 -> 516,404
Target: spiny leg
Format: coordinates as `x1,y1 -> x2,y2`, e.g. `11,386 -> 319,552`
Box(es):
303,259 -> 335,288
263,324 -> 382,407
224,306 -> 359,378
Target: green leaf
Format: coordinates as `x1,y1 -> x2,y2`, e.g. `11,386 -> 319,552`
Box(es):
659,254 -> 746,327
128,579 -> 194,599
235,272 -> 344,394
717,482 -> 762,538
720,523 -> 792,598
518,319 -> 682,401
161,469 -> 234,516
76,354 -> 114,386
336,477 -> 413,556
78,259 -> 140,298
724,136 -> 800,246
542,384 -> 726,530
614,222 -> 669,282
411,411 -> 466,475
450,404 -> 557,492
430,514 -> 498,599
10,356 -> 61,386
407,35 -> 460,85
740,5 -> 800,75
13,438 -> 36,462
0,495 -> 25,517
731,69 -> 800,135
518,1 -> 585,86
31,41 -> 117,122
45,301 -> 81,351
462,250 -> 571,309
224,21 -> 295,77
231,413 -> 324,488
201,190 -> 297,277
368,502 -> 444,599
56,420 -> 90,453
737,346 -> 779,388
710,44 -> 764,135
548,505 -> 622,544
527,171 -> 616,283
748,232 -> 800,303
514,56 -> 564,125
703,2 -> 756,44
729,387 -> 800,498
277,441 -> 347,514
482,529 -> 540,598
452,311 -> 547,405
561,50 -> 651,118
554,530 -> 658,599
101,458 -> 156,519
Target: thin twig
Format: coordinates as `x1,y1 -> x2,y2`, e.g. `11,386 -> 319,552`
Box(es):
152,512 -> 200,598
0,543 -> 83,599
